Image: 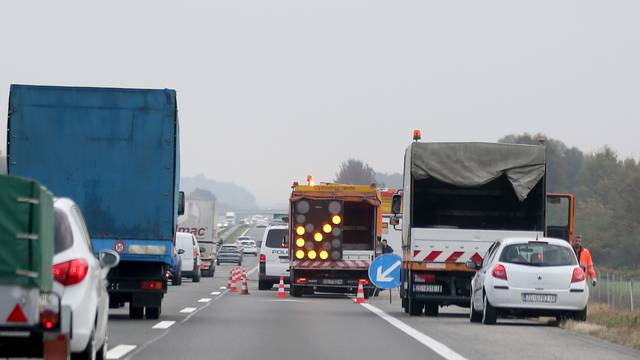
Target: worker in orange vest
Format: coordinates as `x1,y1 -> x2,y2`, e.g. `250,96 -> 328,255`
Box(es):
572,235 -> 597,286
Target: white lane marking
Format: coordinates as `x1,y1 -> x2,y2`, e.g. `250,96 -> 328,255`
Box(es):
220,286 -> 227,290
198,297 -> 212,303
180,307 -> 197,313
105,344 -> 137,359
240,227 -> 250,236
247,265 -> 258,276
152,321 -> 175,329
210,291 -> 221,296
360,303 -> 468,360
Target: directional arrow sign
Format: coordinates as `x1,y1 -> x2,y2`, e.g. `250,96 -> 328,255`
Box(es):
368,254 -> 402,289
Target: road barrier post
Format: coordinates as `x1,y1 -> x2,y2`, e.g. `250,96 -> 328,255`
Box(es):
630,280 -> 635,313
606,273 -> 610,307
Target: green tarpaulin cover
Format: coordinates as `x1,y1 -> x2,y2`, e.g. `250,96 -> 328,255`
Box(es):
0,175 -> 54,291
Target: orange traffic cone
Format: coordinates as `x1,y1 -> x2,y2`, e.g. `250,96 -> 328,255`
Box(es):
240,271 -> 250,295
230,267 -> 238,293
276,276 -> 287,299
354,281 -> 366,304
226,268 -> 233,289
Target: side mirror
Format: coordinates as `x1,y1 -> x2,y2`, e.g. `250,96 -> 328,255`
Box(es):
99,250 -> 120,269
389,216 -> 400,226
391,194 -> 402,215
177,249 -> 185,255
465,260 -> 479,271
178,191 -> 185,216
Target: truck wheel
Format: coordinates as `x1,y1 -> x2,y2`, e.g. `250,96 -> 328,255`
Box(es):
482,293 -> 497,325
424,303 -> 439,316
290,285 -> 303,297
258,280 -> 272,290
402,298 -> 409,313
129,306 -> 144,319
409,299 -> 423,316
146,306 -> 161,319
573,307 -> 587,322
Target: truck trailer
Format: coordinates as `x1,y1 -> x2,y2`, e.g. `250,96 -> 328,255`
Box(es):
7,84 -> 184,319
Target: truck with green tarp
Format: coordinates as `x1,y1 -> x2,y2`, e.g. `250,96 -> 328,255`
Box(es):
0,174 -> 71,359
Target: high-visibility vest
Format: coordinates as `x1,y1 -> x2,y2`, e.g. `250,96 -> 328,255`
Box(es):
577,248 -> 597,279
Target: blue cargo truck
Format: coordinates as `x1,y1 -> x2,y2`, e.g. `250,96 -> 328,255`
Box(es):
7,84 -> 184,319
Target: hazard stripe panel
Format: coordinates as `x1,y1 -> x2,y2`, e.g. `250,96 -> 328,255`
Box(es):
412,251 -> 483,264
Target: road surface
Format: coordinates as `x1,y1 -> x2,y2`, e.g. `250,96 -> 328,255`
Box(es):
104,226 -> 640,360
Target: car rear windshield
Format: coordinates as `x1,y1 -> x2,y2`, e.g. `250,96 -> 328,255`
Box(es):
54,209 -> 73,254
499,243 -> 577,267
220,246 -> 237,252
265,229 -> 287,248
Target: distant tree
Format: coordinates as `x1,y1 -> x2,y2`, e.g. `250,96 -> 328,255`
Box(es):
335,159 -> 376,185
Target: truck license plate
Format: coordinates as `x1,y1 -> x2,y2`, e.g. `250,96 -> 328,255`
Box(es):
414,284 -> 442,293
322,279 -> 343,285
522,293 -> 557,303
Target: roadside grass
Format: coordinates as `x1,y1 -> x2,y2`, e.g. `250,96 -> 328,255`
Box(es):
561,303 -> 640,350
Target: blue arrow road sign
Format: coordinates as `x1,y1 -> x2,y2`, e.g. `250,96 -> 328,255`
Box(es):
368,254 -> 402,289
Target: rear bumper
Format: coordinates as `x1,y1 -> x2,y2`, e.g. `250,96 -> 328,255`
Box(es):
489,287 -> 588,311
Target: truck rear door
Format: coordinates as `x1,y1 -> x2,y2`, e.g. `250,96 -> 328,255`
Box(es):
545,193 -> 575,242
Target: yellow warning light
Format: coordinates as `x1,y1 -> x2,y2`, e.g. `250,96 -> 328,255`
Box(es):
319,250 -> 329,260
323,224 -> 332,233
308,250 -> 317,260
332,215 -> 342,225
296,238 -> 305,247
314,232 -> 323,242
296,226 -> 305,236
296,250 -> 305,259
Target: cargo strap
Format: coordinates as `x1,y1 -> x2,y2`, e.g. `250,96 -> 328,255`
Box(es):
16,233 -> 38,240
15,269 -> 39,278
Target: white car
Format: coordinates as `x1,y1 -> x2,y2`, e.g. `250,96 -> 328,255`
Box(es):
237,239 -> 258,256
258,225 -> 289,290
176,232 -> 202,282
52,198 -> 120,359
469,237 -> 588,325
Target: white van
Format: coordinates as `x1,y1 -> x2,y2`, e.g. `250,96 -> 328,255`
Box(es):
176,232 -> 202,282
258,225 -> 289,290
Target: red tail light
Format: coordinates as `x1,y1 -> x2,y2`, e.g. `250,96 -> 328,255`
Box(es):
259,254 -> 266,263
296,277 -> 307,284
40,310 -> 59,330
571,267 -> 586,283
141,281 -> 163,290
52,259 -> 89,286
491,264 -> 507,281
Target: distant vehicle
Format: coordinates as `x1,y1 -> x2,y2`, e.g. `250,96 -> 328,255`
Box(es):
225,212 -> 236,226
0,175 -> 72,359
271,212 -> 288,224
176,232 -> 202,282
468,237 -> 588,325
53,198 -> 120,359
256,221 -> 268,228
177,192 -> 217,277
168,247 -> 185,286
237,239 -> 258,256
259,225 -> 290,290
237,236 -> 253,242
7,85 -> 184,320
216,245 -> 243,266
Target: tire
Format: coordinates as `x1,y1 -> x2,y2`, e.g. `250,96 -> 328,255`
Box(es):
258,280 -> 272,290
193,267 -> 201,283
129,306 -> 144,319
424,303 -> 439,316
96,340 -> 107,360
290,284 -> 303,297
146,306 -> 161,319
470,297 -> 482,323
72,329 -> 96,360
573,307 -> 587,322
408,298 -> 423,316
482,292 -> 497,325
402,298 -> 409,314
172,270 -> 182,285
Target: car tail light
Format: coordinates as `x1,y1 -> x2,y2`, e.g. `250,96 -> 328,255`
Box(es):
358,279 -> 369,285
491,264 -> 507,281
296,277 -> 307,284
571,267 -> 586,283
52,259 -> 89,286
259,254 -> 266,263
141,281 -> 163,290
40,310 -> 59,330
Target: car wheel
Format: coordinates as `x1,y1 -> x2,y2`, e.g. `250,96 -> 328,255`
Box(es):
470,297 -> 482,323
408,298 -> 423,316
129,306 -> 144,319
193,265 -> 201,283
424,303 -> 439,316
96,339 -> 107,360
573,307 -> 587,322
146,306 -> 161,319
172,270 -> 182,285
290,285 -> 303,297
72,328 -> 96,360
258,280 -> 272,290
482,292 -> 497,325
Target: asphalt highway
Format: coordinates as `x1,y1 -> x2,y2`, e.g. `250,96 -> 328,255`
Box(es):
104,226 -> 640,360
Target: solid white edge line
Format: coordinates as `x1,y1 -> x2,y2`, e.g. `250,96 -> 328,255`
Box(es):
105,344 -> 137,359
198,298 -> 212,303
151,321 -> 176,329
360,303 -> 468,360
180,307 -> 197,313
210,291 -> 222,295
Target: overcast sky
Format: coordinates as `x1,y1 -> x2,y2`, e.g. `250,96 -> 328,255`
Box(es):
1,1 -> 638,206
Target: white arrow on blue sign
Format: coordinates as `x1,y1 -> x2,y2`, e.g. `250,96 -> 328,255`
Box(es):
368,254 -> 402,289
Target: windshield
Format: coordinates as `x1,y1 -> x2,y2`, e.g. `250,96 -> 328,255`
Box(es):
499,243 -> 577,267
265,229 -> 287,248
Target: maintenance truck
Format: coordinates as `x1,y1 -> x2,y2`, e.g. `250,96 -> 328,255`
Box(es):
7,84 -> 184,319
177,189 -> 217,277
0,175 -> 71,359
288,180 -> 382,297
390,132 -> 570,316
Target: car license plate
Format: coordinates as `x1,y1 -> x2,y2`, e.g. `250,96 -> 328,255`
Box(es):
414,284 -> 442,293
323,279 -> 343,285
522,293 -> 557,303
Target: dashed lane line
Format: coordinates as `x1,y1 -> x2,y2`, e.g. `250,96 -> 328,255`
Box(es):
198,298 -> 212,303
210,291 -> 222,296
151,321 -> 175,330
105,344 -> 137,359
180,307 -> 197,313
360,303 -> 468,360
